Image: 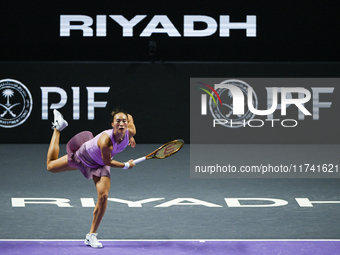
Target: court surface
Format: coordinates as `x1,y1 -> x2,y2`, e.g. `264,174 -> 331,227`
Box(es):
1,144 -> 340,254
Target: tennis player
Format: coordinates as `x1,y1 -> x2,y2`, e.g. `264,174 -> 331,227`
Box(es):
46,109 -> 136,248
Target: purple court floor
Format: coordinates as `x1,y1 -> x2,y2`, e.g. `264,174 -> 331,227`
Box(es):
1,240 -> 340,255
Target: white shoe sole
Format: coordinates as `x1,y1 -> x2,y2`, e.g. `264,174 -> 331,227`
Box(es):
85,239 -> 103,248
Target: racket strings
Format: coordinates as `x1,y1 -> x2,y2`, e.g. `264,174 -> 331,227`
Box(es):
155,141 -> 183,158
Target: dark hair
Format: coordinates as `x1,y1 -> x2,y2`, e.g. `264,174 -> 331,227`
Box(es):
111,108 -> 129,122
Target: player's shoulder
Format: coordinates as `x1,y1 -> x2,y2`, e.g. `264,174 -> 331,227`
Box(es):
98,130 -> 112,146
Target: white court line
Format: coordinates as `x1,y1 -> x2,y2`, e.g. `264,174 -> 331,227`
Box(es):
1,239 -> 340,242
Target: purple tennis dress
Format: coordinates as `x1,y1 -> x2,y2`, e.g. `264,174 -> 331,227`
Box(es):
66,129 -> 129,179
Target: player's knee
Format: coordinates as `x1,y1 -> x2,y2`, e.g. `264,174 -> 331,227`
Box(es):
98,193 -> 108,203
46,162 -> 56,173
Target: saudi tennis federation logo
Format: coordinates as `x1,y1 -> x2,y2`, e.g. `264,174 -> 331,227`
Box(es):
198,79 -> 257,128
0,79 -> 33,128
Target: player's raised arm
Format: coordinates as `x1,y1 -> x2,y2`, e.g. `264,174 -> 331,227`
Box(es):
127,114 -> 136,147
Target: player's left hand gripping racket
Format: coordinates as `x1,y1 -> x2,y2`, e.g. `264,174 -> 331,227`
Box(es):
133,139 -> 184,164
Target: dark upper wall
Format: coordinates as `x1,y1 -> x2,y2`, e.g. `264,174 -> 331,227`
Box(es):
0,0 -> 339,62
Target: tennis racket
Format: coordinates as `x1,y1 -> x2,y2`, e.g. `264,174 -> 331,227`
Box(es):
133,139 -> 184,164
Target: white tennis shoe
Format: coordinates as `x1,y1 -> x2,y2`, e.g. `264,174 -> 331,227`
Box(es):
85,233 -> 103,248
51,109 -> 68,131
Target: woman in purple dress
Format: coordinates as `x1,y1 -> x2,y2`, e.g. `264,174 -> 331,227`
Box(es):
46,109 -> 136,248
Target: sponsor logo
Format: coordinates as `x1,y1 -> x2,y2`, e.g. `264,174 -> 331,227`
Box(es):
199,79 -> 334,128
0,79 -> 33,128
0,79 -> 111,127
60,15 -> 256,37
41,87 -> 110,120
198,80 -> 256,128
10,197 -> 340,208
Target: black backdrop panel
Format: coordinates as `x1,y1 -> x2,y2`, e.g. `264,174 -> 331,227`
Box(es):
1,1 -> 340,61
0,62 -> 339,144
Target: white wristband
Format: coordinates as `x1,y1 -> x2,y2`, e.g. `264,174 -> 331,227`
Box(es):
123,162 -> 130,169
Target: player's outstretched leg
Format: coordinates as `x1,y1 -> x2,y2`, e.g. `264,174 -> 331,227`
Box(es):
46,110 -> 72,173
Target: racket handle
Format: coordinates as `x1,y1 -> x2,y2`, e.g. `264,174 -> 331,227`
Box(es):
133,156 -> 146,164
